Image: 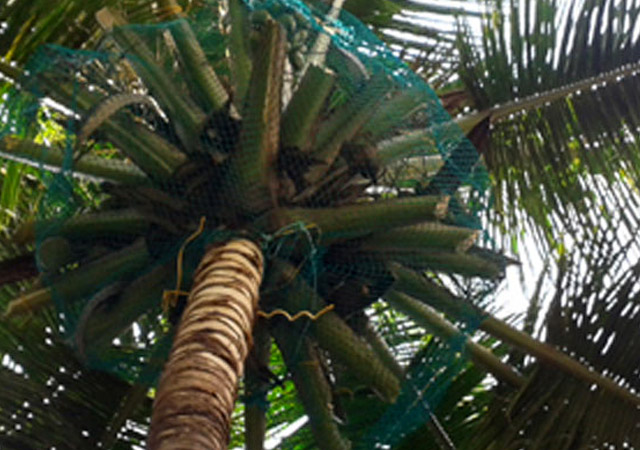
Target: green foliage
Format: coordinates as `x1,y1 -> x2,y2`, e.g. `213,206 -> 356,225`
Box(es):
0,1 -> 501,448
451,0 -> 640,261
1,0 -> 639,449
0,312 -> 151,448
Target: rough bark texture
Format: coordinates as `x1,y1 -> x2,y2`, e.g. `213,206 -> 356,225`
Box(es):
148,239 -> 264,450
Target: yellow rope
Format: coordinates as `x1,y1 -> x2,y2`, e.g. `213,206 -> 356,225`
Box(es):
161,219 -> 324,319
274,222 -> 319,238
162,217 -> 206,314
257,304 -> 334,322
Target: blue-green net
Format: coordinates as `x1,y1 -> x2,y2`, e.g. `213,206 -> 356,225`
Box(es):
0,0 -> 503,447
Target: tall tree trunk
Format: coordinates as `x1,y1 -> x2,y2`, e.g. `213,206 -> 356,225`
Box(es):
148,239 -> 264,450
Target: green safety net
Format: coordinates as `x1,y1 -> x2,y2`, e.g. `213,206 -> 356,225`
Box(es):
0,0 -> 510,447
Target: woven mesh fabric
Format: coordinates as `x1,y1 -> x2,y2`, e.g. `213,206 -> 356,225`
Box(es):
0,0 -> 501,447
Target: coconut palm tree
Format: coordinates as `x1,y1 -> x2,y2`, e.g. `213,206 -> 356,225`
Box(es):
1,0 -> 640,449
0,1 -> 520,448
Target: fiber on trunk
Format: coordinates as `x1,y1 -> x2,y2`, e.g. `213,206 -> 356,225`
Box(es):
148,239 -> 263,450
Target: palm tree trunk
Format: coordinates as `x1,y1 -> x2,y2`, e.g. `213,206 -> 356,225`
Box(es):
148,239 -> 264,450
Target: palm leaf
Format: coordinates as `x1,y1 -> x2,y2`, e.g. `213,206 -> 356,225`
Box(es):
450,0 -> 640,258
468,247 -> 640,448
0,312 -> 151,449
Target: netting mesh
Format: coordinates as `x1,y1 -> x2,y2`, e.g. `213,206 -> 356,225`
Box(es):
0,0 -> 503,447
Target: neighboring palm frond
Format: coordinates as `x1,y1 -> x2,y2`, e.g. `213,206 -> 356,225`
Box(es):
0,312 -> 151,449
451,0 -> 640,259
467,246 -> 640,449
0,0 -> 172,64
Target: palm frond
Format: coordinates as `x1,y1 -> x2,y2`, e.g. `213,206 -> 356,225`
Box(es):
468,246 -> 640,449
450,0 -> 640,259
0,0 -> 163,64
0,312 -> 151,449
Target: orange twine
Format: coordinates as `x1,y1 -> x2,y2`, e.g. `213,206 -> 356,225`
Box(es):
257,304 -> 334,322
162,216 -> 206,314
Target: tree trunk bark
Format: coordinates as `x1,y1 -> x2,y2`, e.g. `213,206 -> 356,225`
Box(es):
148,239 -> 264,450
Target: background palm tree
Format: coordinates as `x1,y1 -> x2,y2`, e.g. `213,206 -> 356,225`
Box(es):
0,0 -> 639,449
